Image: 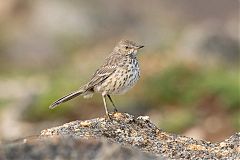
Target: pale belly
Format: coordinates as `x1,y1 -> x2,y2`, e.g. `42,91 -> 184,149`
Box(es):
95,66 -> 140,95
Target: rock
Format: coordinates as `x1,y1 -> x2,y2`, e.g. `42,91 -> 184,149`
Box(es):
2,137 -> 160,160
1,112 -> 239,159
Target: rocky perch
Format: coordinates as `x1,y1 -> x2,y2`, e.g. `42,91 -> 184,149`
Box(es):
1,113 -> 240,160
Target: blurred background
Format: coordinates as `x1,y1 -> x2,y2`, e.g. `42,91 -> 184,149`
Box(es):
0,0 -> 239,142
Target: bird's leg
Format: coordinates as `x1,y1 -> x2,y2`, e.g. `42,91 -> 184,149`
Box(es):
102,95 -> 110,119
107,95 -> 118,112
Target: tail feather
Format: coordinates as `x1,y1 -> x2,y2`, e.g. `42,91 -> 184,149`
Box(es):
49,90 -> 84,109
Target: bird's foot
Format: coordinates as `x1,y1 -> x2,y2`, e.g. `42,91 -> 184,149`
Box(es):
106,113 -> 112,120
113,108 -> 118,113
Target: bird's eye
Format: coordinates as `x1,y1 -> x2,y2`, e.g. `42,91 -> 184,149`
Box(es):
125,46 -> 129,49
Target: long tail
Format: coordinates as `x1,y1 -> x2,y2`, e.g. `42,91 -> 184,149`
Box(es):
49,89 -> 84,109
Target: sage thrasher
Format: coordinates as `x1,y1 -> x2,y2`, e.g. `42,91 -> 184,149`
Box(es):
49,40 -> 144,117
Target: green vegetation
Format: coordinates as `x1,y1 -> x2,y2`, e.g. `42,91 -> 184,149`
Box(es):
141,64 -> 239,132
144,65 -> 239,109
159,108 -> 196,133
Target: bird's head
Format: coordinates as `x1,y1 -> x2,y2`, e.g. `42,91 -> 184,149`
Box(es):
114,40 -> 144,56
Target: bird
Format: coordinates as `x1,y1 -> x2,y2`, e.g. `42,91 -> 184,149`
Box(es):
49,40 -> 144,118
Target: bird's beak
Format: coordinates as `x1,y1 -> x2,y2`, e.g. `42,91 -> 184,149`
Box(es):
137,45 -> 144,49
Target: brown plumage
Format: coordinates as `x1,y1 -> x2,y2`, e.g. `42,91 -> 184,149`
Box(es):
49,40 -> 144,117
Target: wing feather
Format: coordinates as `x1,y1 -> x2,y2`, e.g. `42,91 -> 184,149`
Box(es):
85,53 -> 124,88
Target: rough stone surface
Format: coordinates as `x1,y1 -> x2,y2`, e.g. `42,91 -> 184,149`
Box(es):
1,112 -> 239,160
2,137 -> 160,160
40,113 -> 240,159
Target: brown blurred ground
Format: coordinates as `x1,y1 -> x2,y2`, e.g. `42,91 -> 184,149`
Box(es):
0,0 -> 239,142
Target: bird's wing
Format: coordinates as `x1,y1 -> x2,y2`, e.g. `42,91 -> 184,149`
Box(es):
85,53 -> 124,89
